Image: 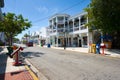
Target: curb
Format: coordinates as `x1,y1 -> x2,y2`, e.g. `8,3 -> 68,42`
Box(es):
24,58 -> 48,80
50,47 -> 120,59
25,65 -> 39,80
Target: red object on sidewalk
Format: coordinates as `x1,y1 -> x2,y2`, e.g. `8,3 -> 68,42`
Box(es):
12,51 -> 22,66
100,43 -> 106,55
11,47 -> 23,66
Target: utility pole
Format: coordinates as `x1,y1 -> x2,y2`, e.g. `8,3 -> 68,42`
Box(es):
28,31 -> 30,41
64,32 -> 66,50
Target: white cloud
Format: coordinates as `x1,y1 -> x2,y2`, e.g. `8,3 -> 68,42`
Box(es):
36,6 -> 49,14
51,8 -> 59,14
31,26 -> 46,37
39,27 -> 46,37
36,6 -> 59,15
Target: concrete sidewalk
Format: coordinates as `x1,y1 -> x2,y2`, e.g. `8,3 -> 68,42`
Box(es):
48,46 -> 120,58
0,47 -> 38,80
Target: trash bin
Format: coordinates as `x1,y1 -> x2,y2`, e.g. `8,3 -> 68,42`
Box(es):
96,44 -> 100,54
47,44 -> 51,48
92,44 -> 96,53
6,46 -> 13,58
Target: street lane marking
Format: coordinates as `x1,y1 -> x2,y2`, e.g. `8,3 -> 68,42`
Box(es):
25,65 -> 39,80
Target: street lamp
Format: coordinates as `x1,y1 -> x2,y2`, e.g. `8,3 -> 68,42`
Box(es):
63,28 -> 69,50
39,31 -> 42,46
63,32 -> 66,50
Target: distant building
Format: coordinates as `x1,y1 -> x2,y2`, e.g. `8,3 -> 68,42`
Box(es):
29,27 -> 47,46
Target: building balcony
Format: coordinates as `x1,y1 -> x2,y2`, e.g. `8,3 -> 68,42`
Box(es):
69,28 -> 73,32
81,21 -> 87,25
57,21 -> 64,24
57,28 -> 64,33
53,29 -> 56,33
69,26 -> 73,28
80,25 -> 87,30
74,27 -> 79,31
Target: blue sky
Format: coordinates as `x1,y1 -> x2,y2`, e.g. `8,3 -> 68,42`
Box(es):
2,0 -> 90,40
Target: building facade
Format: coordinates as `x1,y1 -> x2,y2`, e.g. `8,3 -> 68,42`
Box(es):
47,12 -> 94,48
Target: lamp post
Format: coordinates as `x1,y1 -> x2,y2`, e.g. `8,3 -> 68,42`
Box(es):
28,31 -> 30,41
39,31 -> 41,46
63,28 -> 69,50
63,31 -> 66,50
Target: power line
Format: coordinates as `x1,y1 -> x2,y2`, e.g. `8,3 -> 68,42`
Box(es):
33,0 -> 86,23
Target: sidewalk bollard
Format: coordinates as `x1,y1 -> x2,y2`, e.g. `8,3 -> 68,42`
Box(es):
100,43 -> 106,55
11,47 -> 23,66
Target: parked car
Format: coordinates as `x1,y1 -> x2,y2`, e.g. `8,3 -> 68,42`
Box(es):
27,41 -> 33,47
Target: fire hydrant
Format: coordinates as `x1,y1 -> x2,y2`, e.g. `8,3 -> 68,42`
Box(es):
100,43 -> 106,55
11,47 -> 23,66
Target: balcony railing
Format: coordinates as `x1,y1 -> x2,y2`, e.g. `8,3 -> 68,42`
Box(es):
57,21 -> 64,24
80,26 -> 87,30
69,28 -> 73,32
57,28 -> 64,32
81,21 -> 87,25
53,29 -> 56,33
74,27 -> 79,31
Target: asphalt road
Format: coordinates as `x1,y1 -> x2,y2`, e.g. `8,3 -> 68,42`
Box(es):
22,46 -> 120,80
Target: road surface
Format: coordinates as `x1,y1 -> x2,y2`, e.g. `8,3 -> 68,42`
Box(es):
22,46 -> 120,80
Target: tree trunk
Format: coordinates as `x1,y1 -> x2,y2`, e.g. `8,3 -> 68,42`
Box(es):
5,32 -> 13,46
10,33 -> 13,46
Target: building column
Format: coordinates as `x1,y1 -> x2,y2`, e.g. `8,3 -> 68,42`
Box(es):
66,33 -> 68,47
87,33 -> 89,47
52,36 -> 54,46
68,36 -> 69,47
78,34 -> 79,47
79,17 -> 81,31
71,35 -> 73,47
72,19 -> 74,32
64,16 -> 66,31
52,20 -> 53,33
56,36 -> 58,47
50,36 -> 52,45
80,34 -> 83,47
72,19 -> 74,47
56,17 -> 58,33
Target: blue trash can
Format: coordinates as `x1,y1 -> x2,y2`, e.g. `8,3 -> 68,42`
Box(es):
47,44 -> 51,48
96,44 -> 100,54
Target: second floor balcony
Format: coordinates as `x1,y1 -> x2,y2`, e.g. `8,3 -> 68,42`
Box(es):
57,28 -> 64,33
74,27 -> 79,31
57,20 -> 64,24
80,25 -> 87,30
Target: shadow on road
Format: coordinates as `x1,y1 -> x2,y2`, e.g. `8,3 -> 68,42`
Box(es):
21,52 -> 44,58
0,52 -> 8,80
